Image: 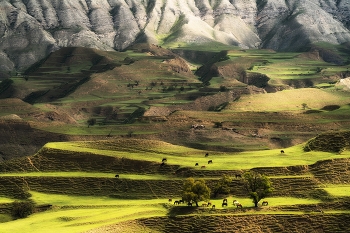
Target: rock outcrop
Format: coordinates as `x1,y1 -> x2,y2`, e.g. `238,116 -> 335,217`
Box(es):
0,0 -> 350,75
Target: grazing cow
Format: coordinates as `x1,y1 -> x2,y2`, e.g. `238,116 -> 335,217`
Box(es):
201,165 -> 206,169
168,198 -> 172,202
262,201 -> 268,206
187,202 -> 192,206
222,202 -> 227,207
233,200 -> 243,208
235,174 -> 242,178
212,205 -> 216,209
195,163 -> 199,166
205,153 -> 209,157
174,201 -> 179,205
191,124 -> 205,129
207,202 -> 212,206
223,198 -> 228,203
208,160 -> 213,164
115,174 -> 119,178
280,150 -> 285,153
162,158 -> 167,162
179,200 -> 184,204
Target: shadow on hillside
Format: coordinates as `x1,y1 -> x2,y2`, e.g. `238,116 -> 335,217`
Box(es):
167,206 -> 198,216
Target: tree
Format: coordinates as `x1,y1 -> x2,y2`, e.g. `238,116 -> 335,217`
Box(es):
242,171 -> 273,207
212,175 -> 232,198
219,85 -> 227,92
87,118 -> 96,127
11,200 -> 35,218
301,103 -> 308,110
182,178 -> 210,206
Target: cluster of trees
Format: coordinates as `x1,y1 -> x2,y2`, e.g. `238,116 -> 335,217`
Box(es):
181,171 -> 273,207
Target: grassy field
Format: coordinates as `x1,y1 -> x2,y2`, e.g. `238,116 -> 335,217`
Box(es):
0,191 -> 327,233
38,140 -> 350,170
1,136 -> 350,232
225,88 -> 350,112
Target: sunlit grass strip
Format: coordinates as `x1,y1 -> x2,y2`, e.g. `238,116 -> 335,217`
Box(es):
0,172 -> 175,180
0,197 -> 14,204
224,88 -> 350,112
323,185 -> 350,197
44,139 -> 205,157
0,207 -> 167,233
268,174 -> 314,179
29,191 -> 170,206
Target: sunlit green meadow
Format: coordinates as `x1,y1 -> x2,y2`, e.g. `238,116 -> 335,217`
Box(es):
0,192 -> 168,233
0,192 -> 325,233
41,140 -> 350,170
225,88 -> 350,112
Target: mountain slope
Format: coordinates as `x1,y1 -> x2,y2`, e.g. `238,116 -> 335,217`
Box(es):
0,0 -> 350,76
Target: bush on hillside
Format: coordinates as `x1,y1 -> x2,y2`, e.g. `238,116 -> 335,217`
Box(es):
11,200 -> 35,219
87,118 -> 96,127
247,73 -> 270,88
320,105 -> 340,111
0,78 -> 13,94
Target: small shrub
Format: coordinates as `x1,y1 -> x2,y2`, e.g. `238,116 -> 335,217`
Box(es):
320,105 -> 340,111
11,200 -> 35,219
87,118 -> 96,127
219,85 -> 227,92
214,122 -> 223,128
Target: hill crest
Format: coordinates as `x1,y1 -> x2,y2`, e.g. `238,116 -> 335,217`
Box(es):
0,0 -> 350,76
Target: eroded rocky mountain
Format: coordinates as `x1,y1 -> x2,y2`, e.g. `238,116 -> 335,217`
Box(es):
0,0 -> 350,77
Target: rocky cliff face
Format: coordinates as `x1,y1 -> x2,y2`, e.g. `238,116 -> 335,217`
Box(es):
0,0 -> 350,75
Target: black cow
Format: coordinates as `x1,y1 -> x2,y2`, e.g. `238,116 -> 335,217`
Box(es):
208,160 -> 213,164
115,174 -> 119,178
262,201 -> 268,206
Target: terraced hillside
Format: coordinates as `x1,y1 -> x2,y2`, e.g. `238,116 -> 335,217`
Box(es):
1,45 -> 350,161
1,138 -> 350,232
1,45 -> 350,232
